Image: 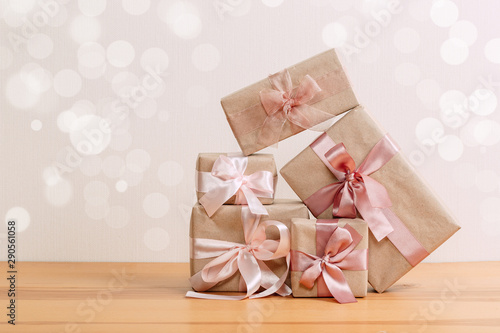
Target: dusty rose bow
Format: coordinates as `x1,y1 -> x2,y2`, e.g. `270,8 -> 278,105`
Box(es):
305,134 -> 399,241
258,69 -> 333,146
186,207 -> 291,300
305,133 -> 429,266
198,155 -> 274,216
292,223 -> 367,303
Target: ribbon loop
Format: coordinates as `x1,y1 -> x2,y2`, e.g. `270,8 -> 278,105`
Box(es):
187,207 -> 291,300
211,155 -> 247,180
323,226 -> 355,262
268,69 -> 293,95
198,155 -> 274,216
258,69 -> 334,146
293,75 -> 322,105
325,143 -> 356,175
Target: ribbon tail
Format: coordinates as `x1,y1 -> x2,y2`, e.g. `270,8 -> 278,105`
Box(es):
323,264 -> 357,304
331,183 -> 357,218
258,111 -> 287,147
304,182 -> 344,217
354,186 -> 394,241
275,280 -> 292,296
383,208 -> 429,266
185,291 -> 246,300
240,186 -> 268,215
288,104 -> 334,130
361,174 -> 392,208
250,254 -> 291,299
238,251 -> 262,298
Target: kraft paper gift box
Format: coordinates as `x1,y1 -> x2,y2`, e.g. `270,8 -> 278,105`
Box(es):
291,218 -> 368,303
196,153 -> 277,216
281,105 -> 460,293
189,200 -> 309,292
221,49 -> 359,156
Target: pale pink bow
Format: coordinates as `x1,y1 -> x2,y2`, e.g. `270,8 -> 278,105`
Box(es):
199,155 -> 274,217
291,224 -> 367,303
304,134 -> 400,241
258,69 -> 333,146
186,208 -> 291,300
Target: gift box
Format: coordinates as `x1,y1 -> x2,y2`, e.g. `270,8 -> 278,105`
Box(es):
196,153 -> 277,216
291,218 -> 368,303
221,49 -> 359,156
189,200 -> 309,293
281,106 -> 460,292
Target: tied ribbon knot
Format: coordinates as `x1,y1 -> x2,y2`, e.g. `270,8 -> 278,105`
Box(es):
292,223 -> 367,304
186,207 -> 292,300
305,134 -> 399,241
199,155 -> 274,217
305,133 -> 429,267
258,69 -> 334,146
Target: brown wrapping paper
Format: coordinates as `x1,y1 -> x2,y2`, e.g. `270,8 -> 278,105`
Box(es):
196,153 -> 277,205
221,49 -> 359,156
291,218 -> 368,298
281,106 -> 460,292
190,200 -> 309,291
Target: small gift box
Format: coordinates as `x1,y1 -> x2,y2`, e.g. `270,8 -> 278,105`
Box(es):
188,200 -> 309,299
221,49 -> 359,156
196,153 -> 277,216
281,106 -> 460,292
291,218 -> 368,303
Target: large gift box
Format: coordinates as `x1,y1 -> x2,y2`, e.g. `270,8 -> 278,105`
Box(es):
281,106 -> 460,292
189,200 -> 309,294
291,218 -> 368,303
221,49 -> 359,155
196,153 -> 277,216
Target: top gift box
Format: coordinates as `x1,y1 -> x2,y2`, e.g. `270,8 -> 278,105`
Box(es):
221,49 -> 359,155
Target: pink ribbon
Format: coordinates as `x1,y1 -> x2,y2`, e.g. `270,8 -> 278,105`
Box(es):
258,69 -> 334,146
291,222 -> 367,304
186,207 -> 291,300
304,133 -> 429,266
198,155 -> 274,216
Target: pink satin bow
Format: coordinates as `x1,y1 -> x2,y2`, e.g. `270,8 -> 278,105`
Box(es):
305,134 -> 399,241
304,133 -> 429,267
258,69 -> 333,146
292,223 -> 367,303
186,207 -> 292,300
199,155 -> 274,217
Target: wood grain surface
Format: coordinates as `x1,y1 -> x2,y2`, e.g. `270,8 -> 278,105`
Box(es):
1,261 -> 499,332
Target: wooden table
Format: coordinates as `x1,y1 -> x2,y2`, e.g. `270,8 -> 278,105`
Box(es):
1,262 -> 499,332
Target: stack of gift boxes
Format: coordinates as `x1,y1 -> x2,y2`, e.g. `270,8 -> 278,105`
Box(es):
187,49 -> 460,303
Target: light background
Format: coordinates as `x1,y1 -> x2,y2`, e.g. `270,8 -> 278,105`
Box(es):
1,0 -> 499,262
